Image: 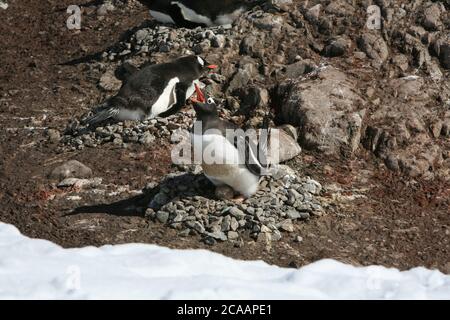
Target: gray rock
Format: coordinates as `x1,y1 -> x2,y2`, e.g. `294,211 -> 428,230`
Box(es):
49,160 -> 92,180
357,32 -> 389,66
156,211 -> 169,224
325,0 -> 355,17
286,209 -> 302,220
192,40 -> 211,54
265,128 -> 302,164
284,60 -> 317,78
97,3 -> 114,16
432,36 -> 450,69
227,231 -> 239,240
250,13 -> 284,31
227,65 -> 256,94
302,178 -> 322,195
279,219 -> 294,232
135,29 -> 150,43
139,132 -> 155,145
221,215 -> 231,232
57,177 -> 102,189
192,221 -> 206,234
305,4 -> 321,22
271,0 -> 293,8
229,207 -> 246,220
211,35 -> 226,48
46,129 -> 61,143
422,3 -> 443,31
323,37 -> 350,57
230,217 -> 239,231
276,67 -> 367,156
206,231 -> 228,241
257,232 -> 272,243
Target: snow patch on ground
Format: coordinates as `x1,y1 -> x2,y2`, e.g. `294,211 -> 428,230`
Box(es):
0,222 -> 449,299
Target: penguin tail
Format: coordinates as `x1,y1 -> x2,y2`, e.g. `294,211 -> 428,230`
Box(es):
81,104 -> 119,127
257,113 -> 272,170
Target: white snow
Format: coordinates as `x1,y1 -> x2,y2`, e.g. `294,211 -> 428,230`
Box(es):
0,222 -> 449,300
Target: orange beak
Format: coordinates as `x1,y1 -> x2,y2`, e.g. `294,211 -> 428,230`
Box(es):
207,64 -> 218,70
192,83 -> 206,103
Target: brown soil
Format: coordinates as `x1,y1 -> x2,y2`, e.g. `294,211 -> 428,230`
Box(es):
0,0 -> 449,274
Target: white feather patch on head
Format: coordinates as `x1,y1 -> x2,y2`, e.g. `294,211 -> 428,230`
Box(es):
197,56 -> 205,66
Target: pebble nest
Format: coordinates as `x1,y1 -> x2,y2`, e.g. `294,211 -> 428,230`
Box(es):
106,20 -> 235,60
144,167 -> 323,245
60,109 -> 197,151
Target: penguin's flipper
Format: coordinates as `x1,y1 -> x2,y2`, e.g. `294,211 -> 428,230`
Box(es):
168,3 -> 207,28
258,113 -> 272,168
232,133 -> 263,176
234,127 -> 271,177
81,107 -> 120,126
158,81 -> 189,118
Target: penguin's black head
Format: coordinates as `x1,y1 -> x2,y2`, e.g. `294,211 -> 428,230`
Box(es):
193,97 -> 218,117
192,84 -> 218,118
183,55 -> 218,76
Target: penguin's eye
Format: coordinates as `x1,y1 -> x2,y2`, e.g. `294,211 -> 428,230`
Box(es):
207,98 -> 215,104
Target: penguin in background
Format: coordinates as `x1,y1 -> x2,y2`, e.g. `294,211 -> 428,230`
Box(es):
139,0 -> 263,28
190,86 -> 271,199
82,56 -> 218,126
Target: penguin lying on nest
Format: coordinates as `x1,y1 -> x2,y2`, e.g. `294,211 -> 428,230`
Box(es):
190,85 -> 271,200
82,55 -> 217,126
139,0 -> 262,28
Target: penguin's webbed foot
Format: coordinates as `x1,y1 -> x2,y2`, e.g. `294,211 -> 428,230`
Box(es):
232,195 -> 246,203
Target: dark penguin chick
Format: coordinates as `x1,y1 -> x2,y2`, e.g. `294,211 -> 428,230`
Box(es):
190,87 -> 270,198
139,0 -> 261,28
82,56 -> 217,126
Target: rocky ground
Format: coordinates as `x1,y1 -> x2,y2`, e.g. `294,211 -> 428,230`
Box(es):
0,0 -> 449,272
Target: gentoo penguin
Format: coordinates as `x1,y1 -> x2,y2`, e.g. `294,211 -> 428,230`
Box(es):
83,56 -> 217,126
139,0 -> 259,28
190,86 -> 270,199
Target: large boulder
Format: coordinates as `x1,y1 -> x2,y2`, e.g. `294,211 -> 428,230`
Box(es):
363,76 -> 450,178
432,35 -> 450,69
357,32 -> 390,67
275,67 -> 367,156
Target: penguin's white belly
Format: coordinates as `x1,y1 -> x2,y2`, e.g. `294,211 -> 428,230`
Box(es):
149,10 -> 176,24
192,133 -> 260,197
171,2 -> 214,26
117,109 -> 145,121
149,77 -> 180,118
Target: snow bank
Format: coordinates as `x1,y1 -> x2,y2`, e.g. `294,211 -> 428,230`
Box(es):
0,222 -> 449,299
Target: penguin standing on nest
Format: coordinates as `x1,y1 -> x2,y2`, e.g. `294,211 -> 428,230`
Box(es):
139,0 -> 260,28
83,56 -> 217,126
190,85 -> 271,199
